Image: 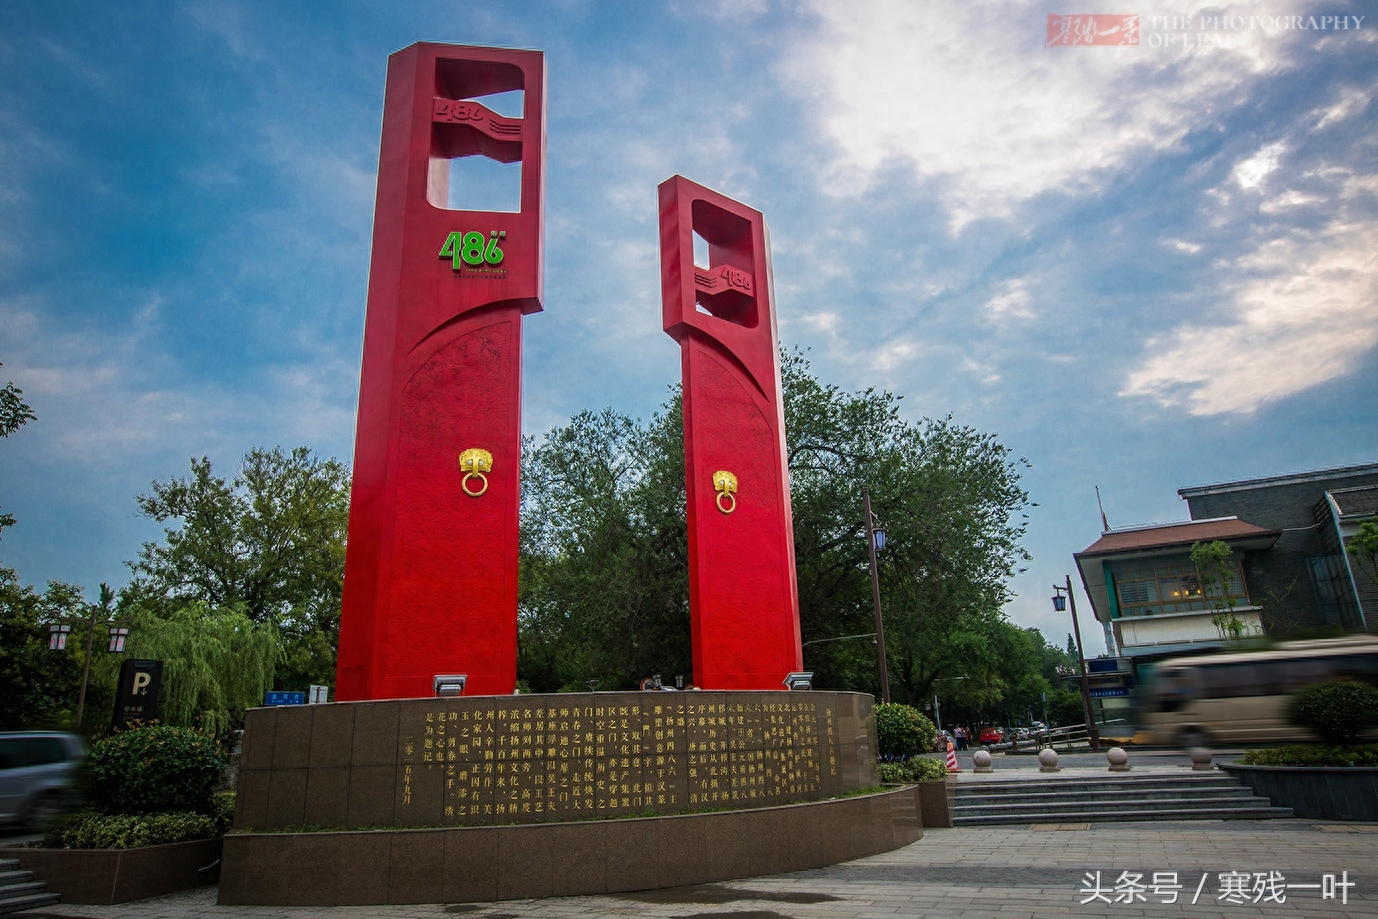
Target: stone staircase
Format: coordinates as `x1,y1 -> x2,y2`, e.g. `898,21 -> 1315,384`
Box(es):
953,772 -> 1292,826
0,858 -> 59,914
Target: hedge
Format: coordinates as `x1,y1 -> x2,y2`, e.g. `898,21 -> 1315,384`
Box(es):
88,725 -> 227,816
1291,681 -> 1378,745
1238,744 -> 1378,768
874,703 -> 937,758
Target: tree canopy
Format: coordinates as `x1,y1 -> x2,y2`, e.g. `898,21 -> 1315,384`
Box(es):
122,446 -> 348,689
1,360 -> 38,538
518,351 -> 1055,725
0,565 -> 87,730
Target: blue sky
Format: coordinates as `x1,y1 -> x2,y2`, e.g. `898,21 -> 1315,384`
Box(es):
1,1 -> 1375,651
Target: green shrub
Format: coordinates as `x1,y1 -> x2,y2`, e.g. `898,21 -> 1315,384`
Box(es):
1239,744 -> 1378,767
908,757 -> 950,780
877,761 -> 906,783
88,725 -> 226,815
877,756 -> 949,783
1291,681 -> 1378,745
42,810 -> 219,849
874,703 -> 937,758
211,790 -> 236,834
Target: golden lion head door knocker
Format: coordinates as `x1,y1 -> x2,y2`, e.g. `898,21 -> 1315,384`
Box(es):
459,448 -> 493,497
712,469 -> 738,514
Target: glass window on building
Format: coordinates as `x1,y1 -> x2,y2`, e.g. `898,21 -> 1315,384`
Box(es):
1306,555 -> 1362,630
1115,560 -> 1248,617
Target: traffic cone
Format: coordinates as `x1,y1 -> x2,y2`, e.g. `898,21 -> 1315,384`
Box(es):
946,740 -> 959,772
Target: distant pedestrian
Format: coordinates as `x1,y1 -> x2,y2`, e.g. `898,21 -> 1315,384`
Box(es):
954,725 -> 966,751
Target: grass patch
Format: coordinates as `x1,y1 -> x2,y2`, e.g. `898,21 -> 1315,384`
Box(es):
834,785 -> 888,798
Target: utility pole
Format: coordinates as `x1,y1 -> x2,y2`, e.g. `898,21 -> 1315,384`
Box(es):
863,489 -> 890,704
1065,575 -> 1101,752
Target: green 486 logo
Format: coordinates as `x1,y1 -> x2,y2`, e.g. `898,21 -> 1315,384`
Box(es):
440,230 -> 506,268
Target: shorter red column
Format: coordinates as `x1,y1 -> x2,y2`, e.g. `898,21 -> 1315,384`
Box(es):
658,175 -> 803,689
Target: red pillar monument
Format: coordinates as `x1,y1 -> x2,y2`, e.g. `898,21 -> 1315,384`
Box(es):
336,44 -> 545,700
658,176 -> 804,689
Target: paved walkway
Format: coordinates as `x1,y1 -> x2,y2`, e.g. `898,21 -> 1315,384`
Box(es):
29,819 -> 1377,919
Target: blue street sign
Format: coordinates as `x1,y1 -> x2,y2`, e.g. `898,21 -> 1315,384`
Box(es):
264,691 -> 306,706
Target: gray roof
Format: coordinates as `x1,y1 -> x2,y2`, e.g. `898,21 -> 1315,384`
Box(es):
1330,485 -> 1378,519
1178,462 -> 1378,498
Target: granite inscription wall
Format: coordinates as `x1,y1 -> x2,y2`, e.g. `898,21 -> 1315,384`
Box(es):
235,691 -> 876,831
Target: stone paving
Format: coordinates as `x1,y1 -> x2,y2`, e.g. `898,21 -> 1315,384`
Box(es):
25,819 -> 1378,919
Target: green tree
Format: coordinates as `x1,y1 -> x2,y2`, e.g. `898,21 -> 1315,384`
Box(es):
1348,521 -> 1378,592
519,405 -> 690,691
781,351 -> 1031,705
123,447 -> 349,690
1191,540 -> 1249,640
517,351 -> 1034,708
121,604 -> 279,735
0,361 -> 38,537
0,565 -> 88,729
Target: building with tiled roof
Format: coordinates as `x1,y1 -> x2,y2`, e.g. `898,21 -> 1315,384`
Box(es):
1074,463 -> 1378,714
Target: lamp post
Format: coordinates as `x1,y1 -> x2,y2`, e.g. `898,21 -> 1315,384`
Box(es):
931,675 -> 969,736
1053,577 -> 1100,752
862,489 -> 890,704
49,583 -> 127,729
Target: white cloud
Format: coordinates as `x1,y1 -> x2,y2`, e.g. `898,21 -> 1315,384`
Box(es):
0,296 -> 356,462
1311,85 -> 1371,131
1234,142 -> 1285,190
984,279 -> 1035,321
1120,217 -> 1378,415
785,0 -> 1292,230
1163,238 -> 1202,254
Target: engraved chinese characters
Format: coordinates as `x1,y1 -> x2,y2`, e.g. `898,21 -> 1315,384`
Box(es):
232,691 -> 873,833
395,695 -> 842,825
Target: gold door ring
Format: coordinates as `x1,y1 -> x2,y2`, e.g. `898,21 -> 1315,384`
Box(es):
712,470 -> 738,515
459,448 -> 493,498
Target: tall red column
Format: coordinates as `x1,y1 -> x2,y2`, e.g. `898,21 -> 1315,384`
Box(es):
336,44 -> 545,700
658,176 -> 803,689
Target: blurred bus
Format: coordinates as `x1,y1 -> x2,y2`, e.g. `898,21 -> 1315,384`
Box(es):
1143,636 -> 1378,746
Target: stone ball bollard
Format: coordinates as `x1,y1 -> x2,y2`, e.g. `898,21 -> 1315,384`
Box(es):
1190,748 -> 1214,771
973,748 -> 993,773
1107,746 -> 1131,772
1038,748 -> 1060,773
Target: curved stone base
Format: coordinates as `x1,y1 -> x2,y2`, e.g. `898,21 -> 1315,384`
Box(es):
9,837 -> 222,904
218,786 -> 921,906
1222,764 -> 1378,821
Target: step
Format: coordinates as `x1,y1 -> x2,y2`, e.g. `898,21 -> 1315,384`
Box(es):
957,786 -> 1256,805
956,794 -> 1270,817
0,873 -> 32,888
0,893 -> 62,915
0,863 -> 14,873
0,882 -> 47,899
958,775 -> 1243,794
954,805 -> 1293,826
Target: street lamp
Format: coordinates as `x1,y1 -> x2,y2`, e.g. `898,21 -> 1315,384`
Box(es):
48,583 -> 128,728
862,489 -> 890,704
48,624 -> 72,650
1053,578 -> 1100,752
